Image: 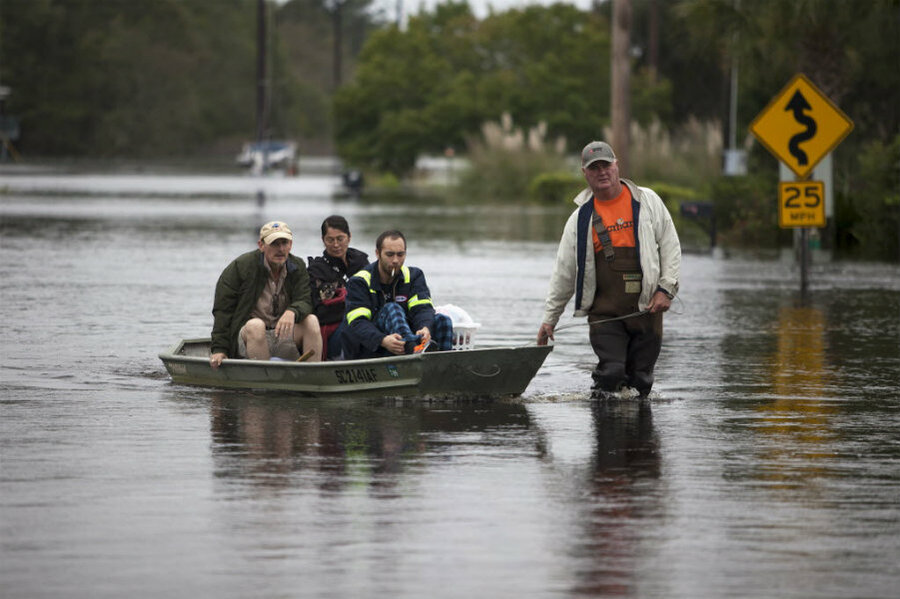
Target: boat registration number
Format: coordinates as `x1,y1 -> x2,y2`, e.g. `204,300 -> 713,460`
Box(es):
334,367 -> 379,384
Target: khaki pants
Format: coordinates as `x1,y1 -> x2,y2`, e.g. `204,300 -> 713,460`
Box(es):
237,326 -> 301,361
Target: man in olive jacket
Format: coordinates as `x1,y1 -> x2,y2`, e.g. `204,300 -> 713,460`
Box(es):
209,221 -> 321,368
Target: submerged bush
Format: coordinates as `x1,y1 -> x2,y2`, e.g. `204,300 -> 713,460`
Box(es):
838,134 -> 900,260
528,171 -> 584,204
710,173 -> 780,248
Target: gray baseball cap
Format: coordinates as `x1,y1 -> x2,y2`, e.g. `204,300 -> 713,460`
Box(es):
581,141 -> 616,168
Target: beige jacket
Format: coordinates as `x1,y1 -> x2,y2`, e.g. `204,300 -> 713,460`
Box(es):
541,179 -> 681,326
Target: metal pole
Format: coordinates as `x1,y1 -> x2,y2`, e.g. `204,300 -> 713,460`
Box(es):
256,0 -> 267,145
728,0 -> 740,152
333,1 -> 343,91
800,227 -> 809,296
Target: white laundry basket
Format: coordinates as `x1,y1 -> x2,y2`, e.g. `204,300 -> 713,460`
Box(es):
436,304 -> 481,350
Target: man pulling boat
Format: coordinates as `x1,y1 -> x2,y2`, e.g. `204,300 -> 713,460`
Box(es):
537,141 -> 681,398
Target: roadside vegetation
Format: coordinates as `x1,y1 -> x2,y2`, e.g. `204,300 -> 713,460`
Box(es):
1,0 -> 898,259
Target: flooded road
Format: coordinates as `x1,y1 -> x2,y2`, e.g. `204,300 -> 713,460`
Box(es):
2,172 -> 899,598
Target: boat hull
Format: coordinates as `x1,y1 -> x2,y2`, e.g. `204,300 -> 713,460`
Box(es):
159,339 -> 552,399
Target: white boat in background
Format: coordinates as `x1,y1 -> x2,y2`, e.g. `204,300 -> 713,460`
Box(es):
236,140 -> 297,172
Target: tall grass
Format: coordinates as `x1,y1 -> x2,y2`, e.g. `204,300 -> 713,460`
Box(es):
456,115 -> 726,203
619,118 -> 724,189
456,113 -> 574,202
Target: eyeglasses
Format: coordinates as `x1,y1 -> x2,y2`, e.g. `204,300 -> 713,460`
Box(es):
324,235 -> 348,245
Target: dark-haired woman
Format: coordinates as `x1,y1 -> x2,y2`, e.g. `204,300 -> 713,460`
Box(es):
307,215 -> 368,359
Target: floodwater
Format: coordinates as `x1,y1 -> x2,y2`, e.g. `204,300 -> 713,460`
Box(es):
1,170 -> 899,598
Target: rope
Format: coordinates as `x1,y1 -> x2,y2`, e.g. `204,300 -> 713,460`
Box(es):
552,310 -> 649,332
539,296 -> 685,342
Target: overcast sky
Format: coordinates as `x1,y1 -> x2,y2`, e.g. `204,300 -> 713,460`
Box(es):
374,0 -> 597,21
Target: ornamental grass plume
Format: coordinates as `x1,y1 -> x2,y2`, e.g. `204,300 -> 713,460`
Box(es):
618,117 -> 724,188
458,113 -> 569,202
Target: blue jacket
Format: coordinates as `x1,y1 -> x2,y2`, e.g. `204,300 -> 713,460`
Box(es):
342,262 -> 436,358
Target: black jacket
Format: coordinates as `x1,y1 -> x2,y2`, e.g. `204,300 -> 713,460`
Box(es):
306,247 -> 368,325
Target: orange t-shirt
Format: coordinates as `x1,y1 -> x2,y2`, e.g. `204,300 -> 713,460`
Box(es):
592,185 -> 635,253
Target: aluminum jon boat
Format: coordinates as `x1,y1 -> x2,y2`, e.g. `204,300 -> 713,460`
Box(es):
159,338 -> 552,399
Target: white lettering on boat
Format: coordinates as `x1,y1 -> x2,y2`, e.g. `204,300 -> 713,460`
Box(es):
335,367 -> 378,384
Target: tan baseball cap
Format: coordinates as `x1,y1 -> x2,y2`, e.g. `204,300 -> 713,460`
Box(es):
259,221 -> 293,245
581,141 -> 617,168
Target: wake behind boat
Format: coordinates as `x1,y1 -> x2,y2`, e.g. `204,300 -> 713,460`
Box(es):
159,338 -> 552,400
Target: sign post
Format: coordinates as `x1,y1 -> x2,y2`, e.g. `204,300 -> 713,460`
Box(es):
750,74 -> 853,294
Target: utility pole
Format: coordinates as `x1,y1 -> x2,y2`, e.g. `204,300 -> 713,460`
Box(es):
255,0 -> 268,145
647,0 -> 659,83
611,0 -> 631,175
333,1 -> 343,91
723,0 -> 747,176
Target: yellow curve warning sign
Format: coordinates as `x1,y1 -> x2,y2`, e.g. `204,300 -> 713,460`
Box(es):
750,74 -> 853,180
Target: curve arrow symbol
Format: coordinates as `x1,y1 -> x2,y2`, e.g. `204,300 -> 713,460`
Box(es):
785,90 -> 817,166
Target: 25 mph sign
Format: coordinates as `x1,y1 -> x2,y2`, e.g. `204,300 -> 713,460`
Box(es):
779,181 -> 825,228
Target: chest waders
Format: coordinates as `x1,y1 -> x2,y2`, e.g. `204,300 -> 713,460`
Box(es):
587,208 -> 663,397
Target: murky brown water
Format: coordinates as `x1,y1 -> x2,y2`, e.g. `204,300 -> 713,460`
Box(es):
2,172 -> 899,598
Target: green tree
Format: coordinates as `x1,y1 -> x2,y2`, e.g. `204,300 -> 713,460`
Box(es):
0,0 -> 378,158
334,3 -> 622,175
2,0 -> 259,157
672,0 -> 900,152
333,22 -> 458,174
276,0 -> 379,152
840,135 -> 900,260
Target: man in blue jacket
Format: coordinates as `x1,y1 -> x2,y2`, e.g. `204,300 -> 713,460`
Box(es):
341,230 -> 453,359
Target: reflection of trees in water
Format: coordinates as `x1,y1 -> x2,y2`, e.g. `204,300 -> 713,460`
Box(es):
357,203 -> 570,245
208,394 -> 535,495
572,400 -> 661,597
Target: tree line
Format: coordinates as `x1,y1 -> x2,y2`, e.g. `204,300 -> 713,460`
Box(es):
1,0 -> 897,257
0,0 -> 376,158
3,1 -> 897,165
335,0 -> 899,175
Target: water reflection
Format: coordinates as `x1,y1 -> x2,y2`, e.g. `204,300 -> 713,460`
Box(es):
350,202 -> 569,246
590,401 -> 660,477
734,304 -> 837,491
207,393 -> 535,496
4,183 -> 900,598
567,400 -> 661,597
772,304 -> 831,399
